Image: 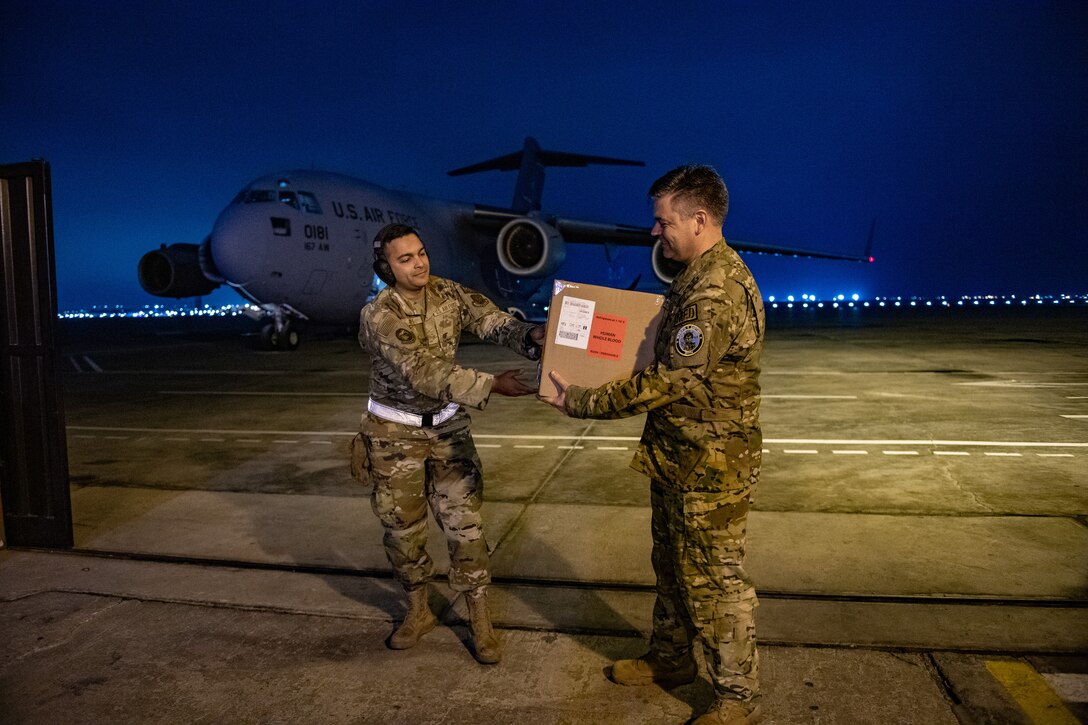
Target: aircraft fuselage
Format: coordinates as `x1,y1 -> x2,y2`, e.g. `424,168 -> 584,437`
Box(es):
210,170 -> 519,324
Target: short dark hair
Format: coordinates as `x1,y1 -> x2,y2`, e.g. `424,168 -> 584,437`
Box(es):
648,165 -> 729,225
372,223 -> 420,258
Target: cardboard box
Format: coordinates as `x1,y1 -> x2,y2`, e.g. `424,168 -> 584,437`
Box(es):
538,279 -> 665,398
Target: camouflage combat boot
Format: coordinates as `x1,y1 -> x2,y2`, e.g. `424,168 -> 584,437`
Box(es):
691,699 -> 763,724
388,584 -> 437,650
609,651 -> 696,688
465,587 -> 501,664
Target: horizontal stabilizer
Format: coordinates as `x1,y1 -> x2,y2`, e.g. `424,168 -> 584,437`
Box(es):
448,149 -> 644,176
449,137 -> 644,213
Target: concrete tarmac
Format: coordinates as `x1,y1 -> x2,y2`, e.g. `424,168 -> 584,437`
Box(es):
2,305 -> 1086,723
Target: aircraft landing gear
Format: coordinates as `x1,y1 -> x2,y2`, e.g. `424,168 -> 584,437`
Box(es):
244,302 -> 307,351
261,321 -> 300,351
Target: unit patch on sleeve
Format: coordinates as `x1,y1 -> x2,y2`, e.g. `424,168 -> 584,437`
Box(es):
675,323 -> 704,357
679,304 -> 698,323
395,328 -> 416,344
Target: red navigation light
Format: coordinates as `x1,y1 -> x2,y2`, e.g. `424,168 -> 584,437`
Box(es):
868,256 -> 875,263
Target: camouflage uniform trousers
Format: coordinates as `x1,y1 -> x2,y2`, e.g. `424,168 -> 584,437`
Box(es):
647,478 -> 759,704
361,410 -> 490,592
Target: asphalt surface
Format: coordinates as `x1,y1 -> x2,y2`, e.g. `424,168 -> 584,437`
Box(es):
2,305 -> 1086,723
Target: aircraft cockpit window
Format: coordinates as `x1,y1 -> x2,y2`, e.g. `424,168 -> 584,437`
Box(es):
244,190 -> 276,203
278,191 -> 299,209
298,192 -> 322,214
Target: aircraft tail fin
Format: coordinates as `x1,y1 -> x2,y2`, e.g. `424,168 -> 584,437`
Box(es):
448,137 -> 644,214
863,218 -> 877,263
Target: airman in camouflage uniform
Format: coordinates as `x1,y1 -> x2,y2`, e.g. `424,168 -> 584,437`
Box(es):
359,223 -> 540,664
544,166 -> 764,725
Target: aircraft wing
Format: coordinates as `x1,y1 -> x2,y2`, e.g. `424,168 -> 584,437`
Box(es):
468,206 -> 874,263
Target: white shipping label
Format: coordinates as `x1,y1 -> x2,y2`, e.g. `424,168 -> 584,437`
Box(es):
554,296 -> 595,349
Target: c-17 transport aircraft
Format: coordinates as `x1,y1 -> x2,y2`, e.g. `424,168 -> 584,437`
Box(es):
138,137 -> 873,350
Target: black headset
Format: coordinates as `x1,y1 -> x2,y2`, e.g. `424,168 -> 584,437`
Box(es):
372,223 -> 420,286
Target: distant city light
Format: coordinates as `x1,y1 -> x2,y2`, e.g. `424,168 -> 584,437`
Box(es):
56,293 -> 1088,322
58,303 -> 260,320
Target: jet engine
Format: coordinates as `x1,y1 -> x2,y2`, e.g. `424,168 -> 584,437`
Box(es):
138,242 -> 221,297
651,239 -> 685,284
496,218 -> 566,277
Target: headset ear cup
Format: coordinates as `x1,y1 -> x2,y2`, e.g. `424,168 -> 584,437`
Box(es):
373,258 -> 395,286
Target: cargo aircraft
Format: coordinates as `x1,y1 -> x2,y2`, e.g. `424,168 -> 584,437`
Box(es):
138,137 -> 873,349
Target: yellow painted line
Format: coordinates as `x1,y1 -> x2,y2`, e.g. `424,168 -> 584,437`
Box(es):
985,660 -> 1080,724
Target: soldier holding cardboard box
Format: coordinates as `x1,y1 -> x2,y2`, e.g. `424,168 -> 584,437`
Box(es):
542,165 -> 765,725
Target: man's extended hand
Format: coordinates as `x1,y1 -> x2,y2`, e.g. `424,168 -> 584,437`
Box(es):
539,370 -> 570,412
530,325 -> 545,345
492,369 -> 535,397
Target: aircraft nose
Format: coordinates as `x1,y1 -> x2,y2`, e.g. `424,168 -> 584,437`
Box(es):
208,204 -> 270,285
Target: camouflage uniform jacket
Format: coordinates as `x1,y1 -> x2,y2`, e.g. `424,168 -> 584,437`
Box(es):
359,276 -> 538,414
564,239 -> 765,490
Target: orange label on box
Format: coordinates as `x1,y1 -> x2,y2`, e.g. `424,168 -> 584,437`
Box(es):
587,313 -> 626,360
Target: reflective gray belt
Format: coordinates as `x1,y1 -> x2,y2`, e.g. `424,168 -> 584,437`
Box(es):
367,398 -> 460,427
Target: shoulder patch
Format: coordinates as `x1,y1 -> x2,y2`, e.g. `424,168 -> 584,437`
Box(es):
375,312 -> 400,338
395,328 -> 415,344
469,293 -> 489,307
675,323 -> 703,357
679,304 -> 698,322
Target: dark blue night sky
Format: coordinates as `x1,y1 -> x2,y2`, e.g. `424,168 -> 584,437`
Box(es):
2,0 -> 1085,308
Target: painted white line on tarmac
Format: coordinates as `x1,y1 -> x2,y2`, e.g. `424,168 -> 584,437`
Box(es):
164,437 -> 190,442
70,426 -> 356,437
308,440 -> 333,445
1062,415 -> 1088,419
200,438 -> 224,442
514,444 -> 545,449
764,395 -> 858,399
985,452 -> 1022,457
1068,396 -> 1088,399
765,438 -> 1088,448
831,450 -> 868,455
77,369 -> 349,376
783,449 -> 819,454
557,445 -> 585,450
235,439 -> 262,444
883,451 -> 919,455
476,443 -> 502,448
598,446 -> 629,450
1038,453 -> 1074,457
159,390 -> 365,397
956,381 -> 1088,388
477,434 -> 638,441
66,427 -> 1088,448
934,451 -> 970,456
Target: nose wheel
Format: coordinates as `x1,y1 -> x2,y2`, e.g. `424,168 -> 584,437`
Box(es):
244,302 -> 307,351
261,321 -> 300,351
